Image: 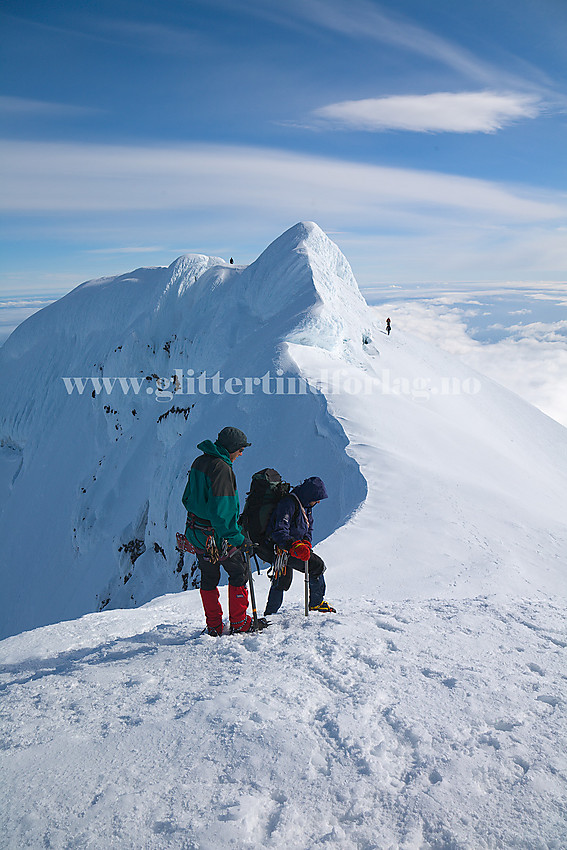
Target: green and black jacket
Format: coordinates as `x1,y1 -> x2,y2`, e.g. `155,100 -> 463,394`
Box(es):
182,439 -> 245,551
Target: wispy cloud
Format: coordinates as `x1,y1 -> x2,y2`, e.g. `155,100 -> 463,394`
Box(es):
0,140 -> 563,221
0,10 -> 202,56
0,95 -> 99,116
292,0 -> 493,80
1,140 -> 565,287
312,91 -> 542,133
85,17 -> 203,54
234,0 -> 549,91
85,246 -> 164,255
0,297 -> 55,309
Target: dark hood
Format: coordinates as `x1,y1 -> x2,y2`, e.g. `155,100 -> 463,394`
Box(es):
196,439 -> 231,463
292,477 -> 328,507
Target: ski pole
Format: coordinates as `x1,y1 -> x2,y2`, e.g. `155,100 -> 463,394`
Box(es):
304,556 -> 309,617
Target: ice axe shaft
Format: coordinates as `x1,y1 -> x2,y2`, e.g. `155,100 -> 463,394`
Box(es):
304,557 -> 309,617
246,551 -> 259,628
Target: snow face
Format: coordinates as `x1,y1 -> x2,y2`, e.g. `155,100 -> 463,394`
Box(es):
1,221 -> 567,848
0,220 -> 566,643
0,222 -> 369,639
290,331 -> 567,601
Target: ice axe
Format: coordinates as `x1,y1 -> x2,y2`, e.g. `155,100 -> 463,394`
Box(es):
246,548 -> 259,629
244,542 -> 269,631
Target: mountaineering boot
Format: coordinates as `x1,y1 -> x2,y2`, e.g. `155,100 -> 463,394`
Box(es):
200,588 -> 224,634
202,625 -> 223,637
248,617 -> 270,632
228,584 -> 252,633
309,600 -> 336,613
229,616 -> 271,635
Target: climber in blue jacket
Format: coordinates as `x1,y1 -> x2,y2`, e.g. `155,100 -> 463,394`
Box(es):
260,476 -> 336,615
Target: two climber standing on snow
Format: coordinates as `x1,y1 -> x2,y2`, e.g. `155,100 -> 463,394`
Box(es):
180,426 -> 335,636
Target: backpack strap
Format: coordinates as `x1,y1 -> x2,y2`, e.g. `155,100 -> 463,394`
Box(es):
289,492 -> 309,526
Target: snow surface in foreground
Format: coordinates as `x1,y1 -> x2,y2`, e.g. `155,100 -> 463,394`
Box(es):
1,589 -> 566,849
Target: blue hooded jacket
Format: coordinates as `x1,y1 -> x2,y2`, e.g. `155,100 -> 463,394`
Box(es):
267,476 -> 328,547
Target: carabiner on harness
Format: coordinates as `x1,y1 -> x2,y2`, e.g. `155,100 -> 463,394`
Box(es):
268,546 -> 289,581
185,513 -> 226,564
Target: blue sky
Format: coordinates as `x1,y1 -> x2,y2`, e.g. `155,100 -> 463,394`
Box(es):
1,0 -> 566,295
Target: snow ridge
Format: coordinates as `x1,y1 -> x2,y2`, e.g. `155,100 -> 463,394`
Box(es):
0,222 -> 369,638
1,221 -> 567,849
0,219 -> 566,642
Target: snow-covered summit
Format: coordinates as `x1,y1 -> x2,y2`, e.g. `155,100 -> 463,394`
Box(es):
1,222 -> 566,641
238,221 -> 367,326
0,222 -> 369,639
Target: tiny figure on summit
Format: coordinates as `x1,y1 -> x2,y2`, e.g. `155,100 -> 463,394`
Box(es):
386,317 -> 391,336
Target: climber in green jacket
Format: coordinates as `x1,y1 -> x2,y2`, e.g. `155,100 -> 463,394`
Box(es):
182,437 -> 245,554
182,426 -> 264,635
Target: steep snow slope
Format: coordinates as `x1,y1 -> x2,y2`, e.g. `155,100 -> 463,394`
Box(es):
1,221 -> 566,643
1,222 -> 566,849
291,331 -> 567,600
0,223 -> 366,639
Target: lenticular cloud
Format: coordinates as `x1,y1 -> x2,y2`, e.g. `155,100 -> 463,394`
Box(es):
313,90 -> 541,133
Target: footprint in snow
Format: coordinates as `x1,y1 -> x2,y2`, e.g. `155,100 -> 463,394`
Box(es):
478,732 -> 501,750
421,669 -> 457,689
514,757 -> 530,775
373,617 -> 403,633
536,695 -> 561,708
546,635 -> 567,648
493,720 -> 522,732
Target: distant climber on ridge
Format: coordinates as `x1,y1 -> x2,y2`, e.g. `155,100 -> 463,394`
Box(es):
181,426 -> 265,635
386,317 -> 391,336
229,257 -> 234,264
255,477 -> 336,616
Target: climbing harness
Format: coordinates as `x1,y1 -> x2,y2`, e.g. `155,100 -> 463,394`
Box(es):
178,513 -> 229,564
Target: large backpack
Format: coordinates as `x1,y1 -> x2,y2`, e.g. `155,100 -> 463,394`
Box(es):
240,468 -> 291,544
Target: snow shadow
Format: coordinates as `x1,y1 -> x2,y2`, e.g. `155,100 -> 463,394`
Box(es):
0,624 -> 193,693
